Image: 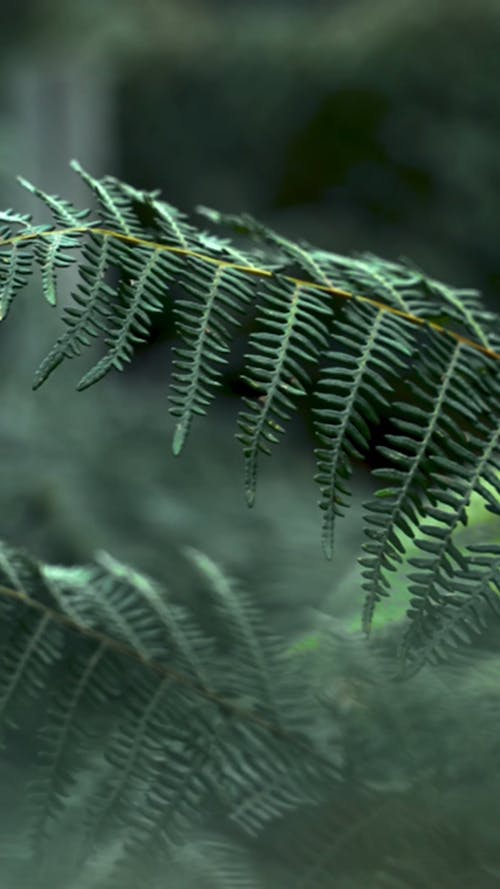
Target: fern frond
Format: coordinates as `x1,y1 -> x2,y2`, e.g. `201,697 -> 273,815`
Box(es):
0,210 -> 34,316
74,243 -> 168,390
170,258 -> 255,455
313,302 -> 414,558
69,161 -> 143,238
361,338 -> 493,633
400,543 -> 500,673
200,209 -> 494,336
17,177 -> 91,229
0,226 -> 34,320
1,161 -> 500,660
18,177 -> 93,307
184,547 -> 292,727
399,403 -> 500,669
32,234 -> 115,388
92,550 -> 216,687
392,256 -> 500,353
237,277 -> 331,505
0,544 -> 65,727
99,169 -> 200,251
197,207 -> 337,288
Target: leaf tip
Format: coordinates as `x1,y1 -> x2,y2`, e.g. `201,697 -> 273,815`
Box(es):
172,421 -> 187,456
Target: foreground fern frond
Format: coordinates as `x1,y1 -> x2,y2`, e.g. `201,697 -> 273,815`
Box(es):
0,161 -> 499,662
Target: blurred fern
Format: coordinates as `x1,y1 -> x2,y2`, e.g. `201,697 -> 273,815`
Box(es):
0,541 -> 499,887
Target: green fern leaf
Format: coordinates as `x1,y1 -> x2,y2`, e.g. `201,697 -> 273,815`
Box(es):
313,302 -> 414,558
32,234 -> 114,388
0,236 -> 33,319
170,258 -> 255,455
401,543 -> 500,672
399,408 -> 500,669
0,544 -> 64,725
17,177 -> 92,307
238,277 -> 331,506
185,547 -> 291,726
75,243 -> 168,390
361,338 -> 491,633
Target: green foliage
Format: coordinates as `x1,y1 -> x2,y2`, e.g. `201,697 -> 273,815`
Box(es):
1,162 -> 499,670
0,541 -> 334,887
0,541 -> 499,887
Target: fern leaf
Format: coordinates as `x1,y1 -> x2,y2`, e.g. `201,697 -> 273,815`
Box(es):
313,303 -> 414,558
344,252 -> 421,313
17,177 -> 91,229
361,337 -> 489,633
198,208 -> 338,288
238,277 -> 331,505
104,172 -> 200,252
70,161 -> 141,237
401,544 -> 500,673
0,209 -> 31,228
75,243 -> 169,390
0,544 -> 64,725
0,226 -> 34,320
28,640 -> 111,852
170,258 -> 255,455
32,234 -> 114,388
93,550 -> 216,687
393,256 -> 500,352
18,178 -> 92,307
400,410 -> 500,666
184,548 -> 289,726
0,541 -> 335,882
